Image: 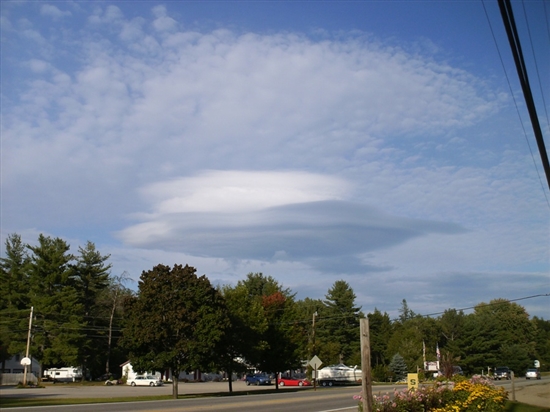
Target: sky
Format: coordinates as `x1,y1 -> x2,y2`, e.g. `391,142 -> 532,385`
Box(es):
1,0 -> 549,320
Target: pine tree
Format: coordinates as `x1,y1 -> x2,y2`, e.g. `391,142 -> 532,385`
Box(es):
320,280 -> 363,366
73,241 -> 112,378
0,234 -> 31,363
389,353 -> 408,381
27,235 -> 84,369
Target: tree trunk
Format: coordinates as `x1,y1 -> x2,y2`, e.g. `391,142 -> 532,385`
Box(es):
228,366 -> 233,393
172,370 -> 179,398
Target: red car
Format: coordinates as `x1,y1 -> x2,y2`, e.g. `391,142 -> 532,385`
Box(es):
277,377 -> 311,387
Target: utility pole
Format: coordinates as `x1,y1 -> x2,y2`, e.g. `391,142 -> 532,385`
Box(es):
360,318 -> 373,412
312,311 -> 318,390
23,306 -> 34,386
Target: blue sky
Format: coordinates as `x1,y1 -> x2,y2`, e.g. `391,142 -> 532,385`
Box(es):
2,0 -> 549,319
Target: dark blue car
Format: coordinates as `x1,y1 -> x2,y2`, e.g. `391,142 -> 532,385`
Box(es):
245,373 -> 272,385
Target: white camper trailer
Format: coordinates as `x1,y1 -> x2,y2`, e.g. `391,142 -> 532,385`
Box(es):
316,363 -> 362,386
43,367 -> 83,382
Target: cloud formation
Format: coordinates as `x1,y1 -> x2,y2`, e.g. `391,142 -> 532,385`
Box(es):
1,2 -> 548,318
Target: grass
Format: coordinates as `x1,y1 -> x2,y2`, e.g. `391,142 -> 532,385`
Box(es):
0,386 -> 307,408
0,395 -> 171,408
505,401 -> 550,412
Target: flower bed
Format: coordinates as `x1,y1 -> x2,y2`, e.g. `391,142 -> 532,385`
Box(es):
355,375 -> 508,412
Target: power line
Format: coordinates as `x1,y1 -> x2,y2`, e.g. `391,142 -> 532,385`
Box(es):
498,0 -> 550,191
481,0 -> 550,209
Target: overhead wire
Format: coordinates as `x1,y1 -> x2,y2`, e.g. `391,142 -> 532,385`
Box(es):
497,0 -> 550,191
481,0 -> 550,209
520,1 -> 550,131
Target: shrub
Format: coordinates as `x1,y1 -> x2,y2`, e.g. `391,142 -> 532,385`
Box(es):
355,375 -> 507,412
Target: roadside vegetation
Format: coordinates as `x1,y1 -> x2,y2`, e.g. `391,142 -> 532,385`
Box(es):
356,375 -> 549,412
2,233 -> 549,400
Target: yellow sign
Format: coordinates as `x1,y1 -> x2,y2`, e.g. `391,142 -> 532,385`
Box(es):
407,373 -> 419,390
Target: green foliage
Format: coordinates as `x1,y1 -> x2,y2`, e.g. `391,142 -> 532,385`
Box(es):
237,273 -> 300,381
3,231 -> 550,398
531,316 -> 550,372
27,235 -> 85,368
73,242 -> 112,378
217,283 -> 268,392
389,353 -> 408,381
358,375 -> 508,412
317,280 -> 363,365
368,308 -> 392,367
459,300 -> 537,375
0,234 -> 31,363
121,264 -> 228,398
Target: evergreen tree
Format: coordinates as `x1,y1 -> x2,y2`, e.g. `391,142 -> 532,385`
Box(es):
398,299 -> 415,323
459,299 -> 536,374
73,241 -> 112,378
0,234 -> 31,364
388,353 -> 408,381
439,309 -> 465,357
294,298 -> 324,362
320,280 -> 363,366
122,264 -> 228,398
27,235 -> 84,370
368,308 -> 392,367
532,316 -> 550,372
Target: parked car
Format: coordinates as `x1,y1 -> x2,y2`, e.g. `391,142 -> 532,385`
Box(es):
128,375 -> 163,386
245,373 -> 272,386
525,369 -> 541,380
277,377 -> 311,387
493,367 -> 512,380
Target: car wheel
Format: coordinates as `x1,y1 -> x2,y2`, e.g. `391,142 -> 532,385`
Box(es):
298,381 -> 303,386
328,381 -> 333,387
246,381 -> 250,386
321,381 -> 327,387
150,382 -> 154,386
255,381 -> 260,386
131,382 -> 136,387
279,381 -> 285,387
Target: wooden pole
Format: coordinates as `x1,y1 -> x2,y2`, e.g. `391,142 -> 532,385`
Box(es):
23,306 -> 33,386
360,318 -> 373,412
312,311 -> 317,391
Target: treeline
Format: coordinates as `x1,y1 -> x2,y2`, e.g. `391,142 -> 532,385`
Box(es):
1,233 -> 549,393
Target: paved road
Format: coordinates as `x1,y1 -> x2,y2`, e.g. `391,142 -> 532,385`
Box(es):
1,386 -> 363,412
1,378 -> 546,412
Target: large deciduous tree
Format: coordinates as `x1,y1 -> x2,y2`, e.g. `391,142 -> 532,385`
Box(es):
239,273 -> 300,389
122,264 -> 227,398
217,283 -> 268,392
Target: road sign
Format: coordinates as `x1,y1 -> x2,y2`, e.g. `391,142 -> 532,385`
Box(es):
309,355 -> 323,370
407,373 -> 419,390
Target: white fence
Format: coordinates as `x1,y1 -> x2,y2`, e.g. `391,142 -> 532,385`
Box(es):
0,373 -> 38,385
